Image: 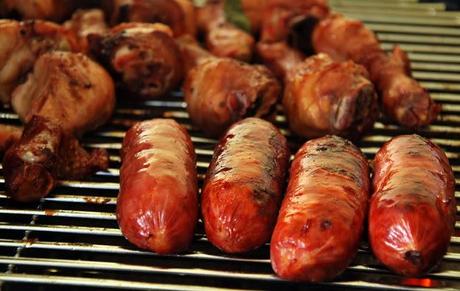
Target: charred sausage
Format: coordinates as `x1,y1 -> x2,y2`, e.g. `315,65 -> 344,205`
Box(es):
117,119 -> 198,254
271,135 -> 370,282
369,134 -> 456,276
202,117 -> 289,253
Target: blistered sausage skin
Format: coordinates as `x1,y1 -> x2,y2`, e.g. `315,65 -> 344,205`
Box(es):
117,119 -> 198,254
202,118 -> 289,253
271,135 -> 370,282
369,135 -> 456,276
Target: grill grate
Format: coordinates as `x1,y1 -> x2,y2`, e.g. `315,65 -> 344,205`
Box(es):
1,0 -> 460,290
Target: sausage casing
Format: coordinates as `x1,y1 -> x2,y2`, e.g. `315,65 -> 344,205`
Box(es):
369,134 -> 456,276
202,118 -> 289,253
271,135 -> 370,282
117,119 -> 198,254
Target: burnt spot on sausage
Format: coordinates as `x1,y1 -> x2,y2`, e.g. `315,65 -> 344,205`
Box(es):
320,219 -> 332,231
301,219 -> 312,233
316,146 -> 329,152
404,250 -> 423,266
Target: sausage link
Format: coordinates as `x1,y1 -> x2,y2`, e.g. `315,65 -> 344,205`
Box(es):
117,119 -> 198,254
369,134 -> 456,276
271,135 -> 370,282
202,117 -> 289,253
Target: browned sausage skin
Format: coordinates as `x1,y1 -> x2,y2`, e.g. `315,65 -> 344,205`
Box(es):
369,135 -> 456,276
202,117 -> 289,253
117,119 -> 198,254
271,135 -> 370,282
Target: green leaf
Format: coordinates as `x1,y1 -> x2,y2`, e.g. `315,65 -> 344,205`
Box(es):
192,0 -> 207,7
224,0 -> 251,33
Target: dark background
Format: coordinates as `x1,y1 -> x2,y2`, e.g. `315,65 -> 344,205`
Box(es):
422,0 -> 460,10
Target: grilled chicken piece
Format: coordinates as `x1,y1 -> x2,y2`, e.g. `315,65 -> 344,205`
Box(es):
0,19 -> 80,104
3,0 -> 77,22
0,124 -> 22,153
260,0 -> 329,43
3,116 -> 109,202
313,14 -> 440,128
175,34 -> 215,74
196,0 -> 255,62
179,38 -> 280,137
108,0 -> 196,37
89,22 -> 183,100
256,41 -> 305,80
257,43 -> 378,139
283,53 -> 378,140
11,51 -> 115,137
64,9 -> 108,54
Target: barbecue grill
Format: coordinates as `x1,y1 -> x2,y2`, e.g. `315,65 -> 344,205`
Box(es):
1,0 -> 460,290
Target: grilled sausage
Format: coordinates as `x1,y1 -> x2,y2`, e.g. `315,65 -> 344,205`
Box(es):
202,117 -> 289,253
271,135 -> 370,282
369,135 -> 456,276
117,119 -> 198,254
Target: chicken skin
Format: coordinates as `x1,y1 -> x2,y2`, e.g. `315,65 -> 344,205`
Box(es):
108,0 -> 196,37
11,51 -> 115,137
2,0 -> 77,22
196,0 -> 255,62
64,9 -> 108,54
257,43 -> 377,139
3,116 -> 109,202
0,124 -> 22,153
0,19 -> 80,104
181,39 -> 280,137
283,53 -> 378,139
313,14 -> 440,128
90,22 -> 183,100
260,0 -> 329,43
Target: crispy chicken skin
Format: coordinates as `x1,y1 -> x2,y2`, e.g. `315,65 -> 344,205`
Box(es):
89,22 -> 183,100
313,14 -> 440,128
175,34 -> 215,74
11,51 -> 115,137
256,41 -> 305,80
64,9 -> 108,54
283,54 -> 378,139
3,116 -> 109,202
3,0 -> 77,22
108,0 -> 196,37
184,57 -> 281,137
196,0 -> 255,62
0,124 -> 22,153
0,19 -> 80,104
260,0 -> 329,43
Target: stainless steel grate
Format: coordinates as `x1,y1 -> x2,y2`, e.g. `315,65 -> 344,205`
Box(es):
1,0 -> 460,290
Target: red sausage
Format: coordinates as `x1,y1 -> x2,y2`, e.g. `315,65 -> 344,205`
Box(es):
202,117 -> 289,253
369,134 -> 456,276
117,119 -> 198,254
271,135 -> 370,282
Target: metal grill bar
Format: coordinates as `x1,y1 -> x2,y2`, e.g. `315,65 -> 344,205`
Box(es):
1,0 -> 460,290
